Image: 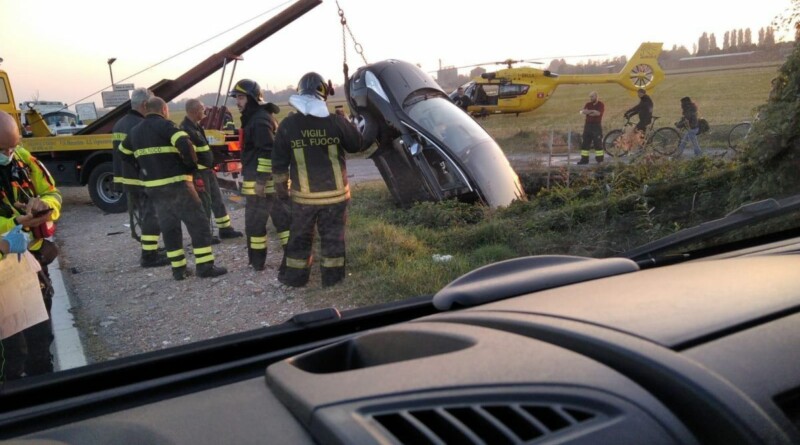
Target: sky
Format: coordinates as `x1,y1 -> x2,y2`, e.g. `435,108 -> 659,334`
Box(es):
0,0 -> 792,111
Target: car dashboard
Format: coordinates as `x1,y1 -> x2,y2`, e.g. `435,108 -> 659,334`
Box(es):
2,239 -> 800,444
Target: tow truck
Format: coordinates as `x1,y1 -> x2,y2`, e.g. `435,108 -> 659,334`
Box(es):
0,0 -> 321,213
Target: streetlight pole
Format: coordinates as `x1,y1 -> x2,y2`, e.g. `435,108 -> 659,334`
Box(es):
107,58 -> 117,88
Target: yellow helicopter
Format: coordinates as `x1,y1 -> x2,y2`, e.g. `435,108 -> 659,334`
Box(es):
451,42 -> 665,116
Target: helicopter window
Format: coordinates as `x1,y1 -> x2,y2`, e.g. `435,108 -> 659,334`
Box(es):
474,85 -> 499,106
499,84 -> 530,98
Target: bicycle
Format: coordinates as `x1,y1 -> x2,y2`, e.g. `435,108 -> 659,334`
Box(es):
603,116 -> 681,158
727,121 -> 752,151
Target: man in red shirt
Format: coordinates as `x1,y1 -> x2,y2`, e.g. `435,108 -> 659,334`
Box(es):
578,91 -> 605,165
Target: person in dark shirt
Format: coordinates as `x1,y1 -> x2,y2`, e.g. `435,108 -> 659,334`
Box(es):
624,88 -> 654,134
453,87 -> 472,112
677,96 -> 703,156
578,91 -> 605,165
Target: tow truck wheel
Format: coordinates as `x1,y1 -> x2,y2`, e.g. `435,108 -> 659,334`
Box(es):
88,161 -> 127,213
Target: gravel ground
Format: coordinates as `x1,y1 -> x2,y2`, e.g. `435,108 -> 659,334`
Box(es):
55,157 -> 386,363
53,157 -> 528,364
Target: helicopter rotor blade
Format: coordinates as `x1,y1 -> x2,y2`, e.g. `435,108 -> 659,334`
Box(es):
431,53 -> 609,73
524,53 -> 608,62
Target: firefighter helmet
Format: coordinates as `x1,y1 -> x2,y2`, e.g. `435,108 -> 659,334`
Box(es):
297,72 -> 333,101
229,79 -> 263,103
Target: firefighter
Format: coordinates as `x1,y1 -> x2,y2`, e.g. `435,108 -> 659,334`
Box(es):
0,110 -> 62,378
273,72 -> 363,287
180,99 -> 243,241
112,88 -> 169,267
120,97 -> 227,280
229,79 -> 290,271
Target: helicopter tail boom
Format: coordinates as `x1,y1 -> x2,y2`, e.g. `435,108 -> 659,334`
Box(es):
551,42 -> 665,94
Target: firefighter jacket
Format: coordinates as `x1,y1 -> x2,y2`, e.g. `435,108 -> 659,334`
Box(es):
0,146 -> 62,255
239,104 -> 275,190
273,112 -> 363,205
120,114 -> 198,188
112,110 -> 146,189
179,117 -> 214,170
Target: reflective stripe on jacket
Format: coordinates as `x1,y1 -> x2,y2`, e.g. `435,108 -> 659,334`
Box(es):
112,110 -> 146,187
179,116 -> 214,170
240,106 -> 274,182
0,146 -> 62,249
272,112 -> 362,205
121,114 -> 198,188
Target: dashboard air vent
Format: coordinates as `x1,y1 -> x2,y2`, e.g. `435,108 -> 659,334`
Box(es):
370,403 -> 598,445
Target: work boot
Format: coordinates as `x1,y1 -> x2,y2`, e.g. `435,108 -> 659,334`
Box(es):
197,263 -> 228,278
172,266 -> 191,281
210,236 -> 222,245
218,227 -> 244,239
577,156 -> 589,165
141,250 -> 170,268
595,155 -> 604,164
249,249 -> 266,271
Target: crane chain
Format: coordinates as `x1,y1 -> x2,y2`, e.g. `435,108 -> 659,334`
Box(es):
336,1 -> 367,66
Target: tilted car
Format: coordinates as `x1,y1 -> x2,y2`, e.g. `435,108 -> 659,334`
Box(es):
346,59 -> 526,208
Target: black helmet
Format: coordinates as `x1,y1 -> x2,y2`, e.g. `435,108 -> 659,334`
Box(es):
229,79 -> 262,103
297,72 -> 333,101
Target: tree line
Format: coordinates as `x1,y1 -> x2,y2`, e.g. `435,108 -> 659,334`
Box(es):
694,26 -> 777,56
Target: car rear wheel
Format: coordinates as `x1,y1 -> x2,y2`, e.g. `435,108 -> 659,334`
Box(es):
354,111 -> 379,150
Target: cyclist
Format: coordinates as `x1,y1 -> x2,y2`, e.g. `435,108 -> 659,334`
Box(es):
624,88 -> 654,135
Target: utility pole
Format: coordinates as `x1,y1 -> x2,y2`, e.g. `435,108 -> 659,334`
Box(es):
107,58 -> 117,88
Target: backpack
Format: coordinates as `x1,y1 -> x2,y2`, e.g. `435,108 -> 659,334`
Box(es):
698,118 -> 710,135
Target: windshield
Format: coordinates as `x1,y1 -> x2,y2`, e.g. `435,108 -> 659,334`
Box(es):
1,0 -> 798,391
406,96 -> 525,206
406,96 -> 491,154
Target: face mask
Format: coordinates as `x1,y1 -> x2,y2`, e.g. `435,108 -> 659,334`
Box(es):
0,151 -> 13,166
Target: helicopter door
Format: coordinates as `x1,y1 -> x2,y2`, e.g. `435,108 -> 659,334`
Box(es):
498,84 -> 529,109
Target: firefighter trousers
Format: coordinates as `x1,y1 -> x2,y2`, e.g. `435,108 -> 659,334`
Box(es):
148,181 -> 215,272
244,194 -> 291,254
279,201 -> 347,287
196,169 -> 235,230
126,186 -> 162,253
